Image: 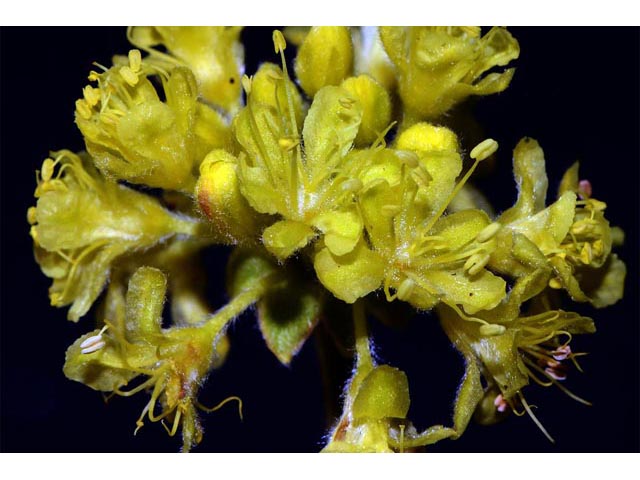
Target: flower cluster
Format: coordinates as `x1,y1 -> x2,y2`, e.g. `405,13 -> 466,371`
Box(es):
29,26 -> 625,452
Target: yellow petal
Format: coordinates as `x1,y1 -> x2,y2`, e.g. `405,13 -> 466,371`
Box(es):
314,240 -> 384,303
312,206 -> 362,256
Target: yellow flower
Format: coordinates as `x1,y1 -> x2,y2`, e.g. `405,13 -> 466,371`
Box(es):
75,51 -> 216,192
379,27 -> 519,121
234,32 -> 366,261
491,139 -> 625,311
316,134 -> 506,313
29,151 -> 199,321
128,27 -> 244,114
440,302 -> 595,442
64,266 -> 265,451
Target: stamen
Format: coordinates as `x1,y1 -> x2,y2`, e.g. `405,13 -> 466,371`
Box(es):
278,137 -> 299,151
27,207 -> 37,225
82,85 -> 99,107
494,393 -> 509,413
548,277 -> 563,289
544,367 -> 567,381
395,150 -> 419,168
579,243 -> 593,264
479,323 -> 506,336
340,178 -> 363,192
518,392 -> 555,444
396,277 -> 416,301
75,99 -> 92,120
578,179 -> 592,200
128,49 -> 142,72
470,138 -> 498,162
119,66 -> 139,87
197,396 -> 244,421
420,141 -> 495,235
80,325 -> 109,354
80,340 -> 105,354
339,97 -> 356,109
463,252 -> 490,276
272,30 -> 287,54
371,121 -> 397,150
41,158 -> 55,182
475,222 -> 501,243
552,345 -> 572,361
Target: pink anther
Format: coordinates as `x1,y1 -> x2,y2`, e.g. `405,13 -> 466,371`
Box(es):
552,345 -> 571,361
545,367 -> 567,381
494,393 -> 508,413
578,179 -> 592,200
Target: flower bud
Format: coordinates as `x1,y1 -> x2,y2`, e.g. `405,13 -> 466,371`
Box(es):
196,150 -> 263,243
295,27 -> 354,97
396,122 -> 459,152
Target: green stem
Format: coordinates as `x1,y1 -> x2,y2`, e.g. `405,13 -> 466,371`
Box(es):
353,300 -> 373,371
203,281 -> 269,337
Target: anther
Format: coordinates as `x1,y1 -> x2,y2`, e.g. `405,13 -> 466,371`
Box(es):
396,278 -> 416,301
272,30 -> 287,54
578,179 -> 592,200
341,178 -> 363,192
396,150 -> 419,168
548,277 -> 563,289
119,66 -> 139,87
464,253 -> 490,276
494,393 -> 508,413
278,137 -> 299,151
571,220 -> 596,236
470,138 -> 498,162
339,97 -> 356,109
475,222 -> 501,243
552,345 -> 572,361
480,323 -> 506,337
27,206 -> 37,225
41,158 -> 55,182
545,367 -> 567,381
80,325 -> 108,355
75,99 -> 92,120
579,243 -> 593,265
128,49 -> 142,72
83,85 -> 100,107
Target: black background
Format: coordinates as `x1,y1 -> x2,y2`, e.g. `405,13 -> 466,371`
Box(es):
1,27 -> 638,452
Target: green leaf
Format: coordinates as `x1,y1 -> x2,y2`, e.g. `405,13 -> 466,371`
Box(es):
226,247 -> 278,297
257,273 -> 322,365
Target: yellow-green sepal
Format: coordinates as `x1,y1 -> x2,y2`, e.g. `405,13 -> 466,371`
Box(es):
262,220 -> 316,260
352,365 -> 410,421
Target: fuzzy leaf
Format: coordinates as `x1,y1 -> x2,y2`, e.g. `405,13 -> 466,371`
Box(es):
257,276 -> 322,365
226,248 -> 278,297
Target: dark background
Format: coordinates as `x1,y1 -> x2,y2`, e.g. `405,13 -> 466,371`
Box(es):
1,27 -> 638,452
